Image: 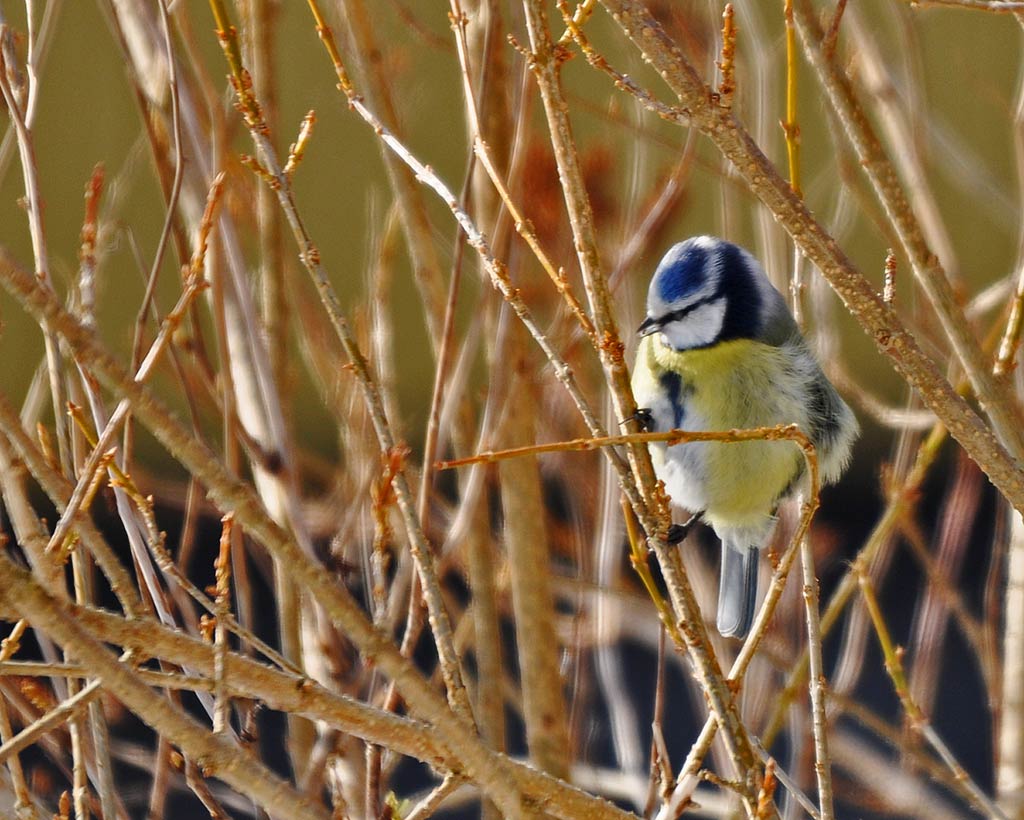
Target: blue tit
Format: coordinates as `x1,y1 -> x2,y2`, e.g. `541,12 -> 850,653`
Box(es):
632,236 -> 858,638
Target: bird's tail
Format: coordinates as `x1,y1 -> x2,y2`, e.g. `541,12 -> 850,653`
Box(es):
717,540 -> 759,639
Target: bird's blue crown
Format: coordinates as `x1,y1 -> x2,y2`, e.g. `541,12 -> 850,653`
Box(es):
654,242 -> 712,303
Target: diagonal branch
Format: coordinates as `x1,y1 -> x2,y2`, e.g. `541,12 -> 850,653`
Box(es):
0,550 -> 331,820
0,246 -> 530,818
596,0 -> 1024,518
789,0 -> 1024,459
522,2 -> 768,812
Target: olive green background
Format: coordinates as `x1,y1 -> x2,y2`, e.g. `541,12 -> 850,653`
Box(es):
0,1 -> 1019,473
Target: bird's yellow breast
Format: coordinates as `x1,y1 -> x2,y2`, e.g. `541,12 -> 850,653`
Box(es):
640,335 -> 806,527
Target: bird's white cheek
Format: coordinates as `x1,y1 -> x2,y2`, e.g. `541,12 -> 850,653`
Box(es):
660,299 -> 726,350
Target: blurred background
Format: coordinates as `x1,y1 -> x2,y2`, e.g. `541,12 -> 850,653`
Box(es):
2,1 -> 1019,443
0,1 -> 1022,818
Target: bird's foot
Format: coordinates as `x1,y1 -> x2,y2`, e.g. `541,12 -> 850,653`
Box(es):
621,407 -> 654,432
666,512 -> 703,545
666,524 -> 688,544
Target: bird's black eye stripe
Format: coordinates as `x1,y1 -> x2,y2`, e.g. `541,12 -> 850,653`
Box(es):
656,295 -> 716,326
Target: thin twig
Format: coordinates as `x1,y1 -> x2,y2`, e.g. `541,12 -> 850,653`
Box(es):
905,0 -> 1024,10
0,393 -> 142,616
761,421 -> 948,746
213,513 -> 233,735
452,5 -> 598,343
44,174 -> 221,565
783,0 -> 808,326
557,0 -> 597,43
325,0 -> 448,348
0,694 -> 33,815
127,0 -> 186,460
438,423 -> 817,470
782,0 -> 802,199
750,738 -> 820,820
558,4 -> 690,128
717,5 -> 736,108
499,334 -> 572,778
0,661 -> 227,691
856,565 -> 1009,820
403,773 -> 463,820
657,477 -> 821,818
994,260 -> 1024,377
821,0 -> 849,59
0,680 -> 102,767
799,533 -> 836,820
0,21 -> 71,476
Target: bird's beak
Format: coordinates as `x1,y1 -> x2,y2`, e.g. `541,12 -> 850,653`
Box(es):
637,315 -> 660,336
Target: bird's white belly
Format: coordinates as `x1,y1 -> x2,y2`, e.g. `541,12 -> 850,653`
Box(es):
646,401 -> 713,513
652,441 -> 712,513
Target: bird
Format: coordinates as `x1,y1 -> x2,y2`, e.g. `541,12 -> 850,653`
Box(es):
631,236 -> 858,638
